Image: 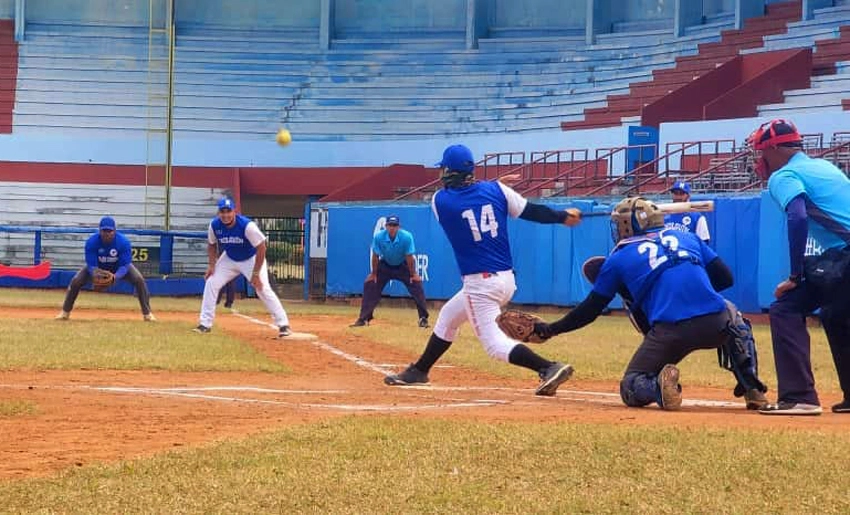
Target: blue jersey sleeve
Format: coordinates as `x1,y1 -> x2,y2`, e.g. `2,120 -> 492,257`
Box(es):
114,235 -> 133,279
768,169 -> 806,209
591,257 -> 622,298
84,235 -> 99,273
697,236 -> 718,265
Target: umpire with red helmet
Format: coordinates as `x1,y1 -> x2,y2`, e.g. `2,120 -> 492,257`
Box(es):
749,119 -> 850,415
350,215 -> 429,328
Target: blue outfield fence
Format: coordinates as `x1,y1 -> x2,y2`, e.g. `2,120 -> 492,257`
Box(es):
321,194 -> 800,313
0,225 -> 208,295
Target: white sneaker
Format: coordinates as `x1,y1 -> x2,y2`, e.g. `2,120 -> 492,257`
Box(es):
143,313 -> 157,322
759,401 -> 822,416
55,311 -> 70,320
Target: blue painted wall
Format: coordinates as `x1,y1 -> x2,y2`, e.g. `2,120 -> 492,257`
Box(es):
0,0 -> 12,19
703,0 -> 736,16
176,0 -> 320,28
334,0 -> 466,32
27,0 -> 154,25
322,195 -> 771,313
621,0 -> 675,21
492,0 -> 585,28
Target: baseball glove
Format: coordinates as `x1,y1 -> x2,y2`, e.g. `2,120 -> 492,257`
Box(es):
496,309 -> 550,343
92,268 -> 115,291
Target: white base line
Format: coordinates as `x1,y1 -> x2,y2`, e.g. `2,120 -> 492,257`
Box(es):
231,311 -> 394,375
229,312 -> 747,410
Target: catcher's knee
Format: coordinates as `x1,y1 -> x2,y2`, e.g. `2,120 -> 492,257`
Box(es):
620,372 -> 659,407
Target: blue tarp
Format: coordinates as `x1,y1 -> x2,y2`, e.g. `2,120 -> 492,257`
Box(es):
325,195 -> 775,312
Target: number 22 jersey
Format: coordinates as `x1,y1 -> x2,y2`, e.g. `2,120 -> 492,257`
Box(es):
431,181 -> 527,276
593,229 -> 726,324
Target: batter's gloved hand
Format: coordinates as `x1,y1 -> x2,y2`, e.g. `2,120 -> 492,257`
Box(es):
496,310 -> 552,343
91,268 -> 115,291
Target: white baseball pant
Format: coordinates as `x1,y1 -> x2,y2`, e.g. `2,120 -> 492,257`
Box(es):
199,253 -> 289,329
433,270 -> 519,362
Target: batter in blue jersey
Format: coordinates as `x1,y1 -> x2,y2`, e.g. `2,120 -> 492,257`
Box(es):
524,197 -> 767,411
57,216 -> 154,321
384,144 -> 580,396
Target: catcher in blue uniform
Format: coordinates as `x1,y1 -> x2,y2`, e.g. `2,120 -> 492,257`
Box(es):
498,197 -> 767,410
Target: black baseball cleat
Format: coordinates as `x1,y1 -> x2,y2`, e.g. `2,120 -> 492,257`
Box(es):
832,399 -> 850,413
350,319 -> 369,327
535,362 -> 574,396
418,317 -> 429,328
193,324 -> 211,334
278,325 -> 292,338
384,364 -> 429,386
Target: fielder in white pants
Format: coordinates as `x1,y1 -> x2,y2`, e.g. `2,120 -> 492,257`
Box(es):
196,197 -> 290,337
199,252 -> 289,330
383,143 -> 580,395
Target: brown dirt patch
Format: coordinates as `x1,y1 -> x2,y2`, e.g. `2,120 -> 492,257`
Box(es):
0,306 -> 846,480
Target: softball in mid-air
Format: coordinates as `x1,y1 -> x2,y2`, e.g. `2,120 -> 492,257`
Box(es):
276,128 -> 292,146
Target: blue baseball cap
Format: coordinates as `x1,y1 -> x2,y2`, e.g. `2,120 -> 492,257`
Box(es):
435,144 -> 475,173
386,215 -> 400,225
217,197 -> 235,211
670,181 -> 691,194
99,216 -> 116,231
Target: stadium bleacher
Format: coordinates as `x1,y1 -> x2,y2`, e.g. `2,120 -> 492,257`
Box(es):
11,13 -> 732,140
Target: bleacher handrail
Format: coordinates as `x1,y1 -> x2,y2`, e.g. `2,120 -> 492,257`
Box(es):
502,149 -> 590,193
519,145 -> 647,198
616,138 -> 738,196
0,225 -> 206,239
393,152 -> 520,201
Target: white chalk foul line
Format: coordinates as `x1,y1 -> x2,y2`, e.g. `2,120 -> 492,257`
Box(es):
231,312 -> 747,410
232,311 -> 392,375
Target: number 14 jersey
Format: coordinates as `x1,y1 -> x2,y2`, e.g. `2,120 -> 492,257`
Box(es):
432,181 -> 527,276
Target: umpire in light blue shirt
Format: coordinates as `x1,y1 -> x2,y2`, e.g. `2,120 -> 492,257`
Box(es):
351,215 -> 429,328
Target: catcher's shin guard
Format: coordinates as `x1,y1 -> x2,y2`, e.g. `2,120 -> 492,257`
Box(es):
718,304 -> 767,397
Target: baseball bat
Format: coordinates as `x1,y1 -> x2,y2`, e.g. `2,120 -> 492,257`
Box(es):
656,200 -> 714,214
0,261 -> 52,280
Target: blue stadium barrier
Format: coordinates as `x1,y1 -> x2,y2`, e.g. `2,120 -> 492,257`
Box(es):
324,195 -> 772,313
0,225 -> 208,295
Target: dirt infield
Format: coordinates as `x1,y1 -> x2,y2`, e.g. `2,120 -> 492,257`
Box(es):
0,307 -> 845,479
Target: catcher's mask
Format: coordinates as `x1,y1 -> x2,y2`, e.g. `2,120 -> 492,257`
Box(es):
610,197 -> 665,243
745,119 -> 803,180
436,144 -> 476,188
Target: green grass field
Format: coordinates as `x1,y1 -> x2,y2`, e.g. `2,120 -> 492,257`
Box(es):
1,287 -> 847,513
1,418 -> 848,514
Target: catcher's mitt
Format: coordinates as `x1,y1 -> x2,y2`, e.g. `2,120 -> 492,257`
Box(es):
496,309 -> 550,343
92,268 -> 115,291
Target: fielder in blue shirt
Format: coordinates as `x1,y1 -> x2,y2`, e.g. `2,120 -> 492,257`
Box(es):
523,197 -> 766,411
56,216 -> 154,321
749,118 -> 850,416
664,181 -> 710,244
350,215 -> 429,328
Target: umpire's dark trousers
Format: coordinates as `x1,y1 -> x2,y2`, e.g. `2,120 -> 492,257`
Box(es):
62,265 -> 152,315
769,282 -> 850,405
358,260 -> 428,321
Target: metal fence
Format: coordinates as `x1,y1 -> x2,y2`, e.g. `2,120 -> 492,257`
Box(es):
252,217 -> 305,284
